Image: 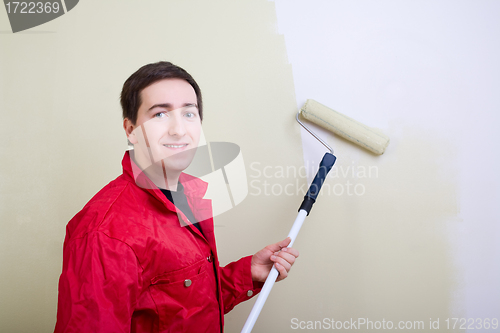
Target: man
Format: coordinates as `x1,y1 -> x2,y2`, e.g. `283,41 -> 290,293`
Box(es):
54,61 -> 299,332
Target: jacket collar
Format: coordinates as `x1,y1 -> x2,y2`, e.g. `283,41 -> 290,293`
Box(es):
121,150 -> 214,240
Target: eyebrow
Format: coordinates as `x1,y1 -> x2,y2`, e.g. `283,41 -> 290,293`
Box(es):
147,103 -> 198,112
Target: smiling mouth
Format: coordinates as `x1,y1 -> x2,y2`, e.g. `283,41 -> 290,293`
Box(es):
164,144 -> 189,148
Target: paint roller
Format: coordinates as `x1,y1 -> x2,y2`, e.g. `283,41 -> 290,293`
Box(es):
241,99 -> 389,333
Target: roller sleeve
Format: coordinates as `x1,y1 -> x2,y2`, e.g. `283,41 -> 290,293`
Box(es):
301,99 -> 390,155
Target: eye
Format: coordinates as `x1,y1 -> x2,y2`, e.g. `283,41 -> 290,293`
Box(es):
154,112 -> 166,118
184,106 -> 199,118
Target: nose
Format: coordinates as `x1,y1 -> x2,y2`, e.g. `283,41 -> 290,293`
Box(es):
168,111 -> 186,137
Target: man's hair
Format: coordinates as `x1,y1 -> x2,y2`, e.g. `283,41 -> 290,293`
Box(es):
120,61 -> 203,125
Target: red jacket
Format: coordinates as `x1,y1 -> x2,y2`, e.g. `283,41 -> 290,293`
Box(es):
55,151 -> 261,332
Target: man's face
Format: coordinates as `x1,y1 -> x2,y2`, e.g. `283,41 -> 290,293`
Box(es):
126,78 -> 202,176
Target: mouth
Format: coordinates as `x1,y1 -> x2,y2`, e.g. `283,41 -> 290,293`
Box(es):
163,143 -> 189,149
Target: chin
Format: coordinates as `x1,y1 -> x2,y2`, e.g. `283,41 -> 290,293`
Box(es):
161,158 -> 193,174
164,149 -> 197,170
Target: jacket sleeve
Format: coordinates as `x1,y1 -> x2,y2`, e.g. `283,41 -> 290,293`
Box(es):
54,231 -> 142,333
219,255 -> 264,314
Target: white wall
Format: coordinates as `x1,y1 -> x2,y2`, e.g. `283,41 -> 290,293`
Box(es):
0,1 -> 498,332
272,0 -> 500,331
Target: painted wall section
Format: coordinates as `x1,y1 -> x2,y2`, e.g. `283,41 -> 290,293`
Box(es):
0,0 -> 301,331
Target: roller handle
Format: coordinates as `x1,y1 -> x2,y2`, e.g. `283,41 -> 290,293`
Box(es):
299,152 -> 336,215
241,210 -> 307,333
241,153 -> 336,333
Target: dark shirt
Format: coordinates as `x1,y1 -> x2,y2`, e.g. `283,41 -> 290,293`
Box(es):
160,182 -> 204,235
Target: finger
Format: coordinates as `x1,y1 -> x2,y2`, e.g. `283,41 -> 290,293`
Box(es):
280,246 -> 299,259
276,251 -> 297,266
271,254 -> 292,272
266,237 -> 292,253
275,262 -> 288,281
279,237 -> 292,249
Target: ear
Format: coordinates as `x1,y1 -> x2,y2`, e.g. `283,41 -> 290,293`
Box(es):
123,118 -> 138,145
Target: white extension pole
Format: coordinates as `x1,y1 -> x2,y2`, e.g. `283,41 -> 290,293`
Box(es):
240,209 -> 308,333
241,151 -> 336,333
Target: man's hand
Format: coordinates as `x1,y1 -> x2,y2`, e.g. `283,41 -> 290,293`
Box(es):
251,237 -> 299,283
